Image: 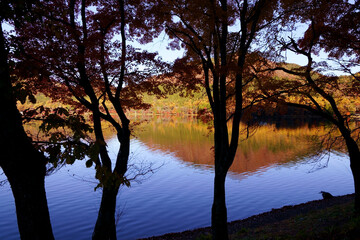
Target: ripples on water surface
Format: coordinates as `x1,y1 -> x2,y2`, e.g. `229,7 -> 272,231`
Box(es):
0,120 -> 355,240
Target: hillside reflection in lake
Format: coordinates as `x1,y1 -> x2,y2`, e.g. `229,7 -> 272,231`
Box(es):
0,118 -> 354,240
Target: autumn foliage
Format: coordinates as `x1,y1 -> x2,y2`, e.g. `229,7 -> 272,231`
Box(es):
1,0 -> 360,239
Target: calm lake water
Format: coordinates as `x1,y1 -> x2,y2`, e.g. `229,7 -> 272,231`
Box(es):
0,118 -> 354,240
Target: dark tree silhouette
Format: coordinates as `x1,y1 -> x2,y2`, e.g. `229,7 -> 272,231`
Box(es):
15,0 -> 166,239
261,0 -> 360,213
0,1 -> 54,239
154,0 -> 280,238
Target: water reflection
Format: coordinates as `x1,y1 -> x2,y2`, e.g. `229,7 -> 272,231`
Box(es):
0,117 -> 353,240
133,117 -> 328,176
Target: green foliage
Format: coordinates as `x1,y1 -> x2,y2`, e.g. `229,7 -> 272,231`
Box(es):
86,143 -> 101,168
18,94 -> 95,169
94,166 -> 131,191
129,87 -> 210,116
12,79 -> 37,104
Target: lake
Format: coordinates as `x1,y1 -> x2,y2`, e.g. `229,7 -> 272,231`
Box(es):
0,117 -> 354,240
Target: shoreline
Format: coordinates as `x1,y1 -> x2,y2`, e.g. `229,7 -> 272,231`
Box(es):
139,193 -> 355,240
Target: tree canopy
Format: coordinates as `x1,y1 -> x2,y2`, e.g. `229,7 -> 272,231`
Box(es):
2,0 -> 360,239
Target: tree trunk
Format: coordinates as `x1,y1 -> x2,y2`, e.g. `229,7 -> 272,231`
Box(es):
92,185 -> 120,240
211,171 -> 228,240
92,127 -> 130,240
0,23 -> 54,240
351,159 -> 360,213
3,159 -> 54,240
343,135 -> 360,213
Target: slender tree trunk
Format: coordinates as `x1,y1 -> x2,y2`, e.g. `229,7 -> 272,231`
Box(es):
211,169 -> 228,240
92,130 -> 130,240
92,185 -> 120,240
0,24 -> 54,240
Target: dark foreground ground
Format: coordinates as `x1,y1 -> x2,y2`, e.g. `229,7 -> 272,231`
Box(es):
140,194 -> 360,240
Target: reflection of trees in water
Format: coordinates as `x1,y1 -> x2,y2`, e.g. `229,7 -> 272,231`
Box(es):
134,117 -> 336,176
274,117 -> 322,129
246,106 -> 331,130
250,115 -> 326,130
24,116 -> 346,177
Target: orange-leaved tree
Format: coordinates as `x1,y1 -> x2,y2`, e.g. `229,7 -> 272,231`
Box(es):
15,0 -> 167,239
260,0 -> 360,212
152,0 -> 283,239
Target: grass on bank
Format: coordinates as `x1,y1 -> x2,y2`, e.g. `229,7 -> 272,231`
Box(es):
197,200 -> 360,240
